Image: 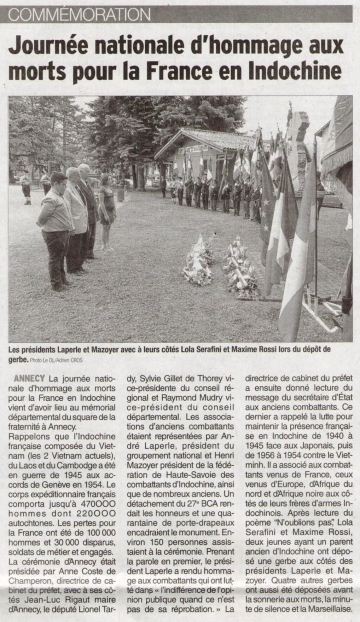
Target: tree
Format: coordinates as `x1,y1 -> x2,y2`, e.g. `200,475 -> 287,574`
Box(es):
9,97 -> 56,174
48,97 -> 88,168
9,96 -> 87,176
151,96 -> 189,148
86,96 -> 247,187
186,96 -> 247,132
87,96 -> 158,189
152,96 -> 247,148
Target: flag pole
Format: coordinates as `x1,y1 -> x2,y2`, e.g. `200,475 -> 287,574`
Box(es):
313,135 -> 318,315
300,136 -> 338,333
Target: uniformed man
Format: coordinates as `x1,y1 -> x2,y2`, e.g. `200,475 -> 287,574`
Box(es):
201,177 -> 210,209
185,176 -> 194,207
243,179 -> 251,219
210,179 -> 219,211
194,176 -> 202,208
222,180 -> 232,213
177,177 -> 184,205
233,179 -> 242,216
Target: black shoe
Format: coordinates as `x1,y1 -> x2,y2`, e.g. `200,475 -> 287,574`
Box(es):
62,280 -> 74,287
78,267 -> 89,273
87,254 -> 97,260
52,284 -> 65,292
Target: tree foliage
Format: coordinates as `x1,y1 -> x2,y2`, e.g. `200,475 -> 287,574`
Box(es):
9,95 -> 247,182
86,95 -> 247,187
87,96 -> 156,169
9,96 -> 87,174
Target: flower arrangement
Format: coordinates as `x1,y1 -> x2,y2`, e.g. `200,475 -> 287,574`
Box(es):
223,236 -> 258,299
182,234 -> 213,286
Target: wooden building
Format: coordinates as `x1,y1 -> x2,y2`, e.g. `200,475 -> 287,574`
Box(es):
155,128 -> 255,182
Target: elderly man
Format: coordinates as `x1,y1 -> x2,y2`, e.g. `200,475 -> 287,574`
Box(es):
64,167 -> 88,275
36,172 -> 74,292
78,163 -> 99,259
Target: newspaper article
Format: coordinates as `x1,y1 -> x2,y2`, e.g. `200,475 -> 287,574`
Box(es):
1,1 -> 358,621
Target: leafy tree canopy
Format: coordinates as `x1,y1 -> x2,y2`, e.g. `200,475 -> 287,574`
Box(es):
87,95 -> 247,175
9,96 -> 87,173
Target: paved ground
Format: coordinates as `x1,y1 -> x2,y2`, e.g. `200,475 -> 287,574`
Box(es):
8,185 -> 350,343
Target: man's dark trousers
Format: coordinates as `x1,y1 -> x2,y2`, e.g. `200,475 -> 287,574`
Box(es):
87,223 -> 96,258
42,230 -> 70,289
67,232 -> 87,272
78,179 -> 98,259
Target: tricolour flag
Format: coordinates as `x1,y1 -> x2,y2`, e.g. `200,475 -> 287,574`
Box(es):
263,151 -> 298,296
259,150 -> 277,266
278,156 -> 316,341
233,150 -> 242,181
187,153 -> 193,179
173,159 -> 178,175
242,144 -> 251,177
251,127 -> 262,187
207,157 -> 213,181
183,153 -> 187,177
199,151 -> 204,176
251,147 -> 258,183
271,131 -> 283,182
268,134 -> 275,172
219,152 -> 228,197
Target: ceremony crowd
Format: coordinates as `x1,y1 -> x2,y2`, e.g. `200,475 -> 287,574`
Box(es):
21,165 -> 117,292
20,164 -> 264,293
161,174 -> 262,220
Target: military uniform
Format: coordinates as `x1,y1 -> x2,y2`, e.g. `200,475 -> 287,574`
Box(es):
194,178 -> 202,208
243,182 -> 251,219
202,180 -> 210,209
177,178 -> 184,205
185,178 -> 194,206
210,181 -> 219,211
222,183 -> 232,213
233,181 -> 241,216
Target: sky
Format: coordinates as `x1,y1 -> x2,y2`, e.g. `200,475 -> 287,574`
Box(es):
241,95 -> 336,140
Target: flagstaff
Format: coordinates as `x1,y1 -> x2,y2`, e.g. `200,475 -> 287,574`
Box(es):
313,135 -> 318,313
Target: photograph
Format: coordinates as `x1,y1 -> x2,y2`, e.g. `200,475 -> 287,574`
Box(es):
8,95 -> 352,343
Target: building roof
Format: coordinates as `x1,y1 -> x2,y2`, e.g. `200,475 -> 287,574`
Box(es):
155,128 -> 254,160
315,120 -> 330,138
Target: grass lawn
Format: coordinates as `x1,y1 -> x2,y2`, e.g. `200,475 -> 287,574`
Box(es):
8,185 -> 350,343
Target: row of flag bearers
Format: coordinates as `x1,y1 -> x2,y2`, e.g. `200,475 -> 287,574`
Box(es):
165,95 -> 352,341
166,174 -> 262,218
172,133 -> 336,341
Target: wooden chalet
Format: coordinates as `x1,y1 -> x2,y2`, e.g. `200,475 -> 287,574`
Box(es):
154,128 -> 255,182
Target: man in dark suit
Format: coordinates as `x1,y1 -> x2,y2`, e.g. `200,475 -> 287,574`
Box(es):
78,163 -> 99,259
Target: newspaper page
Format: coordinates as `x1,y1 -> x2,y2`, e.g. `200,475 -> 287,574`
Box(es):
1,1 -> 358,621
